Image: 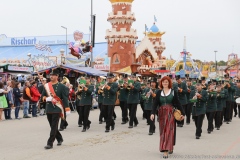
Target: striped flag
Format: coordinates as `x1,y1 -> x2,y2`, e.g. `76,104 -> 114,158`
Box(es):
35,44 -> 52,53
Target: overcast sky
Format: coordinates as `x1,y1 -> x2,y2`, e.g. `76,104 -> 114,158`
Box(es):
1,0 -> 239,61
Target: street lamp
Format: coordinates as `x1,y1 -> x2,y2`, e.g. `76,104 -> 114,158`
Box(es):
214,50 -> 218,75
61,26 -> 67,57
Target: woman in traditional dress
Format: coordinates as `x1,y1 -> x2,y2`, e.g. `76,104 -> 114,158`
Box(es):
0,82 -> 10,121
150,76 -> 185,159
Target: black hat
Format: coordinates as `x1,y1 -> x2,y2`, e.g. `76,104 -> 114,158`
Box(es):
201,77 -> 206,81
151,77 -> 157,82
50,69 -> 60,76
176,75 -> 181,80
236,80 -> 240,83
208,81 -> 213,85
107,72 -> 114,78
123,74 -> 128,79
187,78 -> 192,81
185,74 -> 189,78
168,75 -> 173,79
131,72 -> 137,77
157,75 -> 162,79
224,74 -> 229,78
212,79 -> 217,83
196,79 -> 201,84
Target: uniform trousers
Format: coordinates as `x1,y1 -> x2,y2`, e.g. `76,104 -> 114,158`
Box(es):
185,103 -> 192,124
145,110 -> 155,133
47,113 -> 63,146
140,101 -> 146,119
214,111 -> 222,128
103,105 -> 115,130
76,106 -> 83,125
127,103 -> 138,126
193,114 -> 205,137
224,101 -> 232,122
98,103 -> 105,122
206,111 -> 215,132
120,101 -> 128,122
80,105 -> 91,129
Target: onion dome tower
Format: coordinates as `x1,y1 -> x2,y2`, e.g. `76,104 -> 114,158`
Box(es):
105,0 -> 138,72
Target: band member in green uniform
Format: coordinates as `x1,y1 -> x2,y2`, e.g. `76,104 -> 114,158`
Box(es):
224,74 -> 234,124
234,80 -> 240,118
175,75 -> 187,127
118,74 -> 129,124
214,81 -> 225,130
127,73 -> 141,128
75,80 -> 83,127
41,70 -> 69,149
191,81 -> 207,139
206,81 -> 217,134
144,78 -> 159,135
186,78 -> 195,124
201,77 -> 208,90
102,73 -> 118,132
230,78 -> 237,119
79,76 -> 94,132
139,78 -> 147,120
96,76 -> 106,124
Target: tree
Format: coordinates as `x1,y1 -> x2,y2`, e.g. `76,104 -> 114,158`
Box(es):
217,60 -> 227,66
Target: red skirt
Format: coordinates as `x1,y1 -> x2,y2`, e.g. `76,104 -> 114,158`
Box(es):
158,105 -> 175,152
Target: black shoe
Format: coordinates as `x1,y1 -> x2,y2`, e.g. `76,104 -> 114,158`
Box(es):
82,128 -> 86,132
186,123 -> 190,125
23,115 -> 31,118
87,121 -> 91,130
153,130 -> 155,133
59,128 -> 64,131
57,140 -> 63,146
121,121 -> 127,124
33,115 -> 38,117
105,129 -> 110,132
111,125 -> 115,130
128,126 -> 133,128
134,123 -> 138,127
63,126 -> 67,129
234,114 -> 237,117
196,136 -> 200,139
177,124 -> 181,127
227,122 -> 229,124
217,128 -> 220,130
169,151 -> 173,154
208,131 -> 211,134
148,132 -> 153,135
78,124 -> 82,127
163,154 -> 168,159
99,121 -> 102,124
44,145 -> 53,149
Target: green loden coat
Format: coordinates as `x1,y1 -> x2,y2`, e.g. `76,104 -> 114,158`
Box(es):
127,81 -> 141,104
191,89 -> 208,116
79,85 -> 94,106
206,92 -> 217,112
143,88 -> 159,111
119,87 -> 128,102
216,90 -> 225,111
41,83 -> 69,113
176,82 -> 188,105
102,82 -> 118,105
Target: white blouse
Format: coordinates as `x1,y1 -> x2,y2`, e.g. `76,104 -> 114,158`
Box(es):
161,89 -> 172,96
0,89 -> 4,93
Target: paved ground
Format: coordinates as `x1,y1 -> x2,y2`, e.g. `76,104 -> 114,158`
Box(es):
1,106 -> 240,160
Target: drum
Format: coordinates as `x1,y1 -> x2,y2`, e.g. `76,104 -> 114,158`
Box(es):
235,97 -> 240,104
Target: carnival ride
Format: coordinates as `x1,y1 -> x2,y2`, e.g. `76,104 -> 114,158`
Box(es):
170,36 -> 202,78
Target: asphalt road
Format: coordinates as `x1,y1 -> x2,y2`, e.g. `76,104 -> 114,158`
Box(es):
1,106 -> 240,160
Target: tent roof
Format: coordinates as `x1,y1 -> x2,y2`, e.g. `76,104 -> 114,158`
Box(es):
38,64 -> 107,76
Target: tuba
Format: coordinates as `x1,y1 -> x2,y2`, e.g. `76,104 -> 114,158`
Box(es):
61,76 -> 70,85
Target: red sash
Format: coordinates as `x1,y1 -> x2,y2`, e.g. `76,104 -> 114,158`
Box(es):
47,82 -> 65,119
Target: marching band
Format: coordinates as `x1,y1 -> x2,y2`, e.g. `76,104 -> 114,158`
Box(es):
41,71 -> 240,149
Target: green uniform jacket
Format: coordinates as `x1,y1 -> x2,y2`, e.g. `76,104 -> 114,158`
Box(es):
103,82 -> 118,105
79,85 -> 94,106
177,82 -> 188,105
191,89 -> 207,116
75,89 -> 82,106
140,87 -> 148,102
202,83 -> 208,90
206,92 -> 217,112
127,81 -> 141,104
41,83 -> 69,113
172,82 -> 178,93
119,88 -> 128,102
216,91 -> 225,111
222,88 -> 228,108
231,84 -> 237,102
234,87 -> 240,99
225,82 -> 234,101
96,84 -> 104,103
186,85 -> 195,102
143,88 -> 159,110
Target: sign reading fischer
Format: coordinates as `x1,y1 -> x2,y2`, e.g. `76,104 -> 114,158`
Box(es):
11,37 -> 37,45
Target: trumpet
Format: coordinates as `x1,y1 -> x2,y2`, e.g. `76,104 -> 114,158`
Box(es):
99,82 -> 107,93
127,83 -> 133,90
79,83 -> 86,90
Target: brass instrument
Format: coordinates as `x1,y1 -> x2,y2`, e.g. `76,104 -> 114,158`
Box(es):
61,76 -> 70,85
127,83 -> 133,90
99,82 -> 107,93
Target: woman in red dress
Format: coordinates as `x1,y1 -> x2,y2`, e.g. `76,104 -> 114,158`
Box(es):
150,76 -> 185,158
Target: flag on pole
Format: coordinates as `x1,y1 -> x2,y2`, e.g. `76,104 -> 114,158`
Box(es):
145,24 -> 148,31
154,15 -> 157,22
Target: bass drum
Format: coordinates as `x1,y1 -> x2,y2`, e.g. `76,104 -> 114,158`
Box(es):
235,97 -> 240,104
